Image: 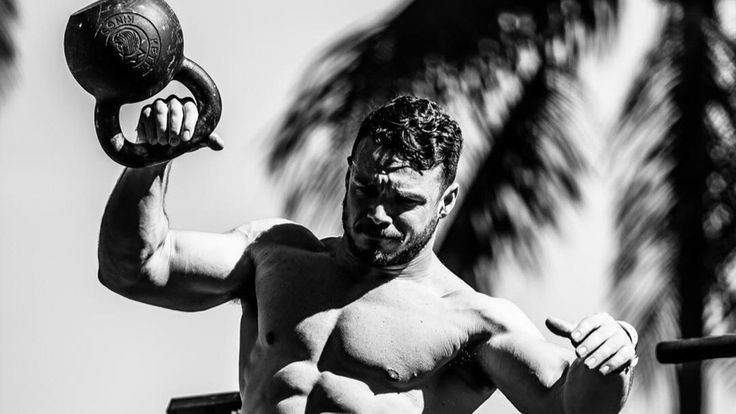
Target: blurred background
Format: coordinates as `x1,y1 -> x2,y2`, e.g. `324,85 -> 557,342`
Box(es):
1,0 -> 736,413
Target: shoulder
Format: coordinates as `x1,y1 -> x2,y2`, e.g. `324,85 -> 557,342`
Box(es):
430,262 -> 540,338
234,218 -> 323,250
234,218 -> 298,240
465,293 -> 543,339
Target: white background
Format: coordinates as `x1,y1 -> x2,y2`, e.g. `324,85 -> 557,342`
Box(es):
1,0 -> 731,413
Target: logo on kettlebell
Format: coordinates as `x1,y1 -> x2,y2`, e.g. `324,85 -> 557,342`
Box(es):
97,13 -> 160,76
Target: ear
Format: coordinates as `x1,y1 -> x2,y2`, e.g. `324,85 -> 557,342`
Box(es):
438,182 -> 459,219
345,156 -> 353,188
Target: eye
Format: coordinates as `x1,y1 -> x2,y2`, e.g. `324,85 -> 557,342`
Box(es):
352,185 -> 374,198
396,196 -> 422,208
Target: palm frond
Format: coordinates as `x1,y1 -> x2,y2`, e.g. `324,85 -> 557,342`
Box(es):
268,0 -> 618,289
612,0 -> 736,405
437,67 -> 587,289
0,0 -> 17,96
610,22 -> 680,389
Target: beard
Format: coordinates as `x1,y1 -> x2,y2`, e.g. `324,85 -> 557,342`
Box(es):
342,197 -> 439,266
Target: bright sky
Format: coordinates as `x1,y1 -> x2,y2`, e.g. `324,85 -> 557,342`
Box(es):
1,0 -> 733,413
0,0 -> 403,412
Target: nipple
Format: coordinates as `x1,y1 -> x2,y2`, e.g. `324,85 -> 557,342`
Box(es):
386,368 -> 400,381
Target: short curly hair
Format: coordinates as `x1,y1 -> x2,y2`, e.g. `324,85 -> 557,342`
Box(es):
351,96 -> 463,188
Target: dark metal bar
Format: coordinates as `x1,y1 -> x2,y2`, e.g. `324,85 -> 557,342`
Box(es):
656,335 -> 736,363
166,391 -> 241,414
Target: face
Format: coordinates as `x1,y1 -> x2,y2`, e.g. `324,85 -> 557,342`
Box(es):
342,139 -> 458,266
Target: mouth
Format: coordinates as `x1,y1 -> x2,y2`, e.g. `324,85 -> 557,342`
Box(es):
359,234 -> 401,243
355,230 -> 399,241
354,224 -> 402,241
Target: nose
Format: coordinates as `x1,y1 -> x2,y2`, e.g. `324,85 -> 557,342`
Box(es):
367,203 -> 392,227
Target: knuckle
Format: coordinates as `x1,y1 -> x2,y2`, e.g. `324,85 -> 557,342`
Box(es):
169,109 -> 183,122
586,327 -> 604,341
595,340 -> 609,353
168,98 -> 183,111
183,100 -> 198,113
586,334 -> 609,350
593,346 -> 608,360
607,356 -> 621,369
580,332 -> 596,345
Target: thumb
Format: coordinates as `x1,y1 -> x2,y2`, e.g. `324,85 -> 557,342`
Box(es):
207,132 -> 225,151
545,317 -> 575,340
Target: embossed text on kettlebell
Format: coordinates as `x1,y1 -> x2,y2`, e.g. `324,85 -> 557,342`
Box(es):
96,13 -> 161,76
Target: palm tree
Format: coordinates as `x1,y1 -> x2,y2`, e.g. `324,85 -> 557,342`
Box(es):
0,0 -> 17,97
0,3 -> 20,407
268,0 -> 618,292
0,0 -> 17,84
612,1 -> 736,413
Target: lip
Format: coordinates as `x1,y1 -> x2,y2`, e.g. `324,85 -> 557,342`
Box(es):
356,232 -> 400,242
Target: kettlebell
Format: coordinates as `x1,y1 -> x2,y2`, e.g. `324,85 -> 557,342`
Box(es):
64,0 -> 222,167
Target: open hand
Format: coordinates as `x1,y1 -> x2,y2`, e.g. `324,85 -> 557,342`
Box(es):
546,313 -> 638,375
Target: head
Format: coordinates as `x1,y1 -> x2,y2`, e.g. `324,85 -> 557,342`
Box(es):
342,96 -> 463,266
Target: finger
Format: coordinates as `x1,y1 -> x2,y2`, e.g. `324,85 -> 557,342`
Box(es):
181,99 -> 198,143
138,105 -> 156,144
598,344 -> 636,375
576,322 -> 619,360
166,98 -> 183,146
583,331 -> 628,370
153,99 -> 168,145
545,317 -> 575,339
136,106 -> 149,143
571,312 -> 614,343
208,132 -> 224,151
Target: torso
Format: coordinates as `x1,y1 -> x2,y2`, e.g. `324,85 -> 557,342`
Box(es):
238,224 -> 497,413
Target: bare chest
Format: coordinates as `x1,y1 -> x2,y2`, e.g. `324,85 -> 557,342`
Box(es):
252,253 -> 476,390
327,294 -> 468,387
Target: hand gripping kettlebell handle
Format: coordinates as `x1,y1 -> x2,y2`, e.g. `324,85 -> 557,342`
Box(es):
94,58 -> 222,168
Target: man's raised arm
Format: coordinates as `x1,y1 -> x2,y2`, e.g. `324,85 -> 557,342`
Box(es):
476,300 -> 636,414
98,96 -> 258,311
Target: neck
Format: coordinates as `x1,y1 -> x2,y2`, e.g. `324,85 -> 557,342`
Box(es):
336,236 -> 436,280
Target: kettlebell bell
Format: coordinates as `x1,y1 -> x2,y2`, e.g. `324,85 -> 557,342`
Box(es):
64,0 -> 222,167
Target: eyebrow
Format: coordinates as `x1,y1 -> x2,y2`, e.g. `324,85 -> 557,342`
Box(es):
350,175 -> 427,200
350,159 -> 412,174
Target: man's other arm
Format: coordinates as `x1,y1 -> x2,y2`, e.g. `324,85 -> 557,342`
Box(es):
475,300 -> 635,414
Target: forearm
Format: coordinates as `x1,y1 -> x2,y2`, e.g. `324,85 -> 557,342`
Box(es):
561,358 -> 632,414
98,163 -> 172,289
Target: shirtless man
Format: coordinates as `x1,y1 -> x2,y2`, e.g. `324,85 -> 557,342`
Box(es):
99,95 -> 638,413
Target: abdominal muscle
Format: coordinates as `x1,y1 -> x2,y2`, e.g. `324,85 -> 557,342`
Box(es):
243,359 -> 423,414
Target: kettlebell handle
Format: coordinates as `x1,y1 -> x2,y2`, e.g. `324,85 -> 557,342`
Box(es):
94,57 -> 222,168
